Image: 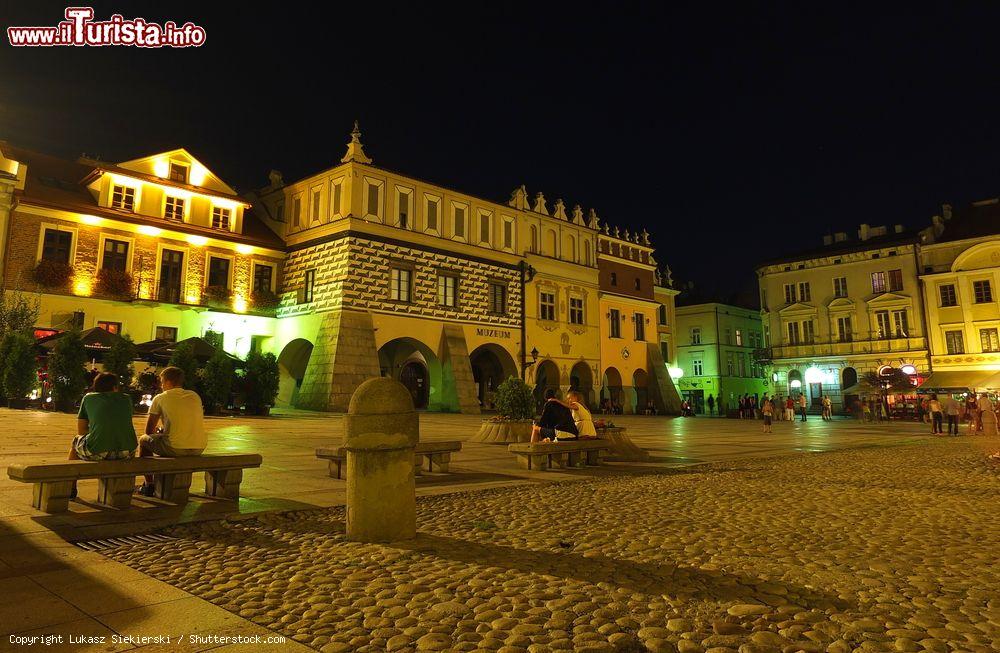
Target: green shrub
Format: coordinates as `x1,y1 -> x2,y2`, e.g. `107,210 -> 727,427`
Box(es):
31,259 -> 74,290
103,334 -> 137,388
48,329 -> 88,411
168,341 -> 199,390
494,376 -> 534,420
243,351 -> 280,414
1,333 -> 36,401
201,347 -> 234,413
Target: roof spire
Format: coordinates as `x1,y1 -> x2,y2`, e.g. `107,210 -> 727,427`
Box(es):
341,120 -> 372,164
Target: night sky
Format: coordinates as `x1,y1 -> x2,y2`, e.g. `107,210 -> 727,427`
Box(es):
4,3 -> 1000,298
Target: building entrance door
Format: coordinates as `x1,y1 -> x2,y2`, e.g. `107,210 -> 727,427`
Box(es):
399,361 -> 429,409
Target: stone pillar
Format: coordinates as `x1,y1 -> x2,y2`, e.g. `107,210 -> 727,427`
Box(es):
296,309 -> 381,412
646,342 -> 682,415
439,324 -> 481,414
344,377 -> 419,542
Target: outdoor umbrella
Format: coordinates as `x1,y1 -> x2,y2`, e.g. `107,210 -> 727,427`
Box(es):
137,336 -> 243,367
36,326 -> 125,361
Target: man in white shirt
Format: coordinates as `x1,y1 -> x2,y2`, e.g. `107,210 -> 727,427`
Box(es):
136,366 -> 206,496
942,395 -> 961,436
798,393 -> 808,422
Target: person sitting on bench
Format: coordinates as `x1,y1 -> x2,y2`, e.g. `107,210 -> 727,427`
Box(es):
70,372 -> 138,498
136,366 -> 206,497
531,389 -> 579,442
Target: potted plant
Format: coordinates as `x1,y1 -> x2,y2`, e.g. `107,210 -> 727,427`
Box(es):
242,351 -> 279,415
249,289 -> 281,314
95,268 -> 134,299
48,329 -> 88,412
31,259 -> 74,291
470,376 -> 535,443
202,285 -> 233,309
2,333 -> 38,408
201,347 -> 234,414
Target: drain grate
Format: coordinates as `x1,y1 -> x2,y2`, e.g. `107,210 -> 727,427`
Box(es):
74,533 -> 178,552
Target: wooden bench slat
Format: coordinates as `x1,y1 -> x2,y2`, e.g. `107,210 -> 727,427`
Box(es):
8,454 -> 263,482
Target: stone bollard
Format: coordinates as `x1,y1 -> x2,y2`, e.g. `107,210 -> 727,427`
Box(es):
983,410 -> 999,436
344,377 -> 419,543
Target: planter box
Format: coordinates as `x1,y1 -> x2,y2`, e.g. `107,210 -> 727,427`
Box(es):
469,419 -> 533,444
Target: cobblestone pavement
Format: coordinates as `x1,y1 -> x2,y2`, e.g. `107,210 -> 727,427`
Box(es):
103,435 -> 1000,653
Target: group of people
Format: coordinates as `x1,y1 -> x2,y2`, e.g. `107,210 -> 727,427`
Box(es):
531,389 -> 598,442
597,397 -> 624,414
70,366 -> 206,498
920,392 -> 995,435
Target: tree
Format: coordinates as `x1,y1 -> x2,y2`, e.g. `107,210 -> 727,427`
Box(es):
168,341 -> 199,390
201,347 -> 234,413
2,333 -> 37,405
102,334 -> 137,389
861,368 -> 916,417
0,288 -> 41,338
48,329 -> 88,411
243,351 -> 280,415
494,376 -> 534,420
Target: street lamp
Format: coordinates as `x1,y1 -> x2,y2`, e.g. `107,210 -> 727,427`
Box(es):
521,347 -> 539,381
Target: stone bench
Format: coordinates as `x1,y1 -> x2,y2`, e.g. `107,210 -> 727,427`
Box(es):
7,454 -> 263,513
316,441 -> 462,479
507,440 -> 609,471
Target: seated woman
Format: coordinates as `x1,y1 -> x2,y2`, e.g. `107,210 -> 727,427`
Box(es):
565,390 -> 598,439
70,373 -> 138,497
531,389 -> 579,442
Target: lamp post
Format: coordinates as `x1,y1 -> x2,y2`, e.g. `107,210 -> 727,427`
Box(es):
522,347 -> 538,382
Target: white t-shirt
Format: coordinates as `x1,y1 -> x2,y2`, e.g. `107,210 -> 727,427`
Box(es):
150,388 -> 206,450
978,396 -> 994,412
571,402 -> 597,438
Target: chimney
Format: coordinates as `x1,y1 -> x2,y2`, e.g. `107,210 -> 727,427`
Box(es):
823,235 -> 833,245
267,169 -> 284,188
834,232 -> 848,242
942,203 -> 952,220
894,224 -> 904,233
858,223 -> 871,241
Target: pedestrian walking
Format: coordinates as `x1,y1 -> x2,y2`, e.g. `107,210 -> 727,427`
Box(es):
762,397 -> 774,433
785,396 -> 795,421
928,393 -> 943,434
821,395 -> 832,421
706,394 -> 715,416
942,394 -> 960,435
798,393 -> 808,422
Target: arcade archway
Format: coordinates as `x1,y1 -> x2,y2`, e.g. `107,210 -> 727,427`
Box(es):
570,361 -> 595,408
378,337 -> 442,410
534,359 -> 562,407
601,366 -> 624,412
632,368 -> 649,413
470,344 -> 518,410
277,338 -> 314,407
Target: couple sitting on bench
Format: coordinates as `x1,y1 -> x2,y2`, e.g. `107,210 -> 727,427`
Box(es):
531,389 -> 598,443
70,366 -> 206,498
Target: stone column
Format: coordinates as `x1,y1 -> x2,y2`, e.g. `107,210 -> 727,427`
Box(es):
344,377 -> 419,542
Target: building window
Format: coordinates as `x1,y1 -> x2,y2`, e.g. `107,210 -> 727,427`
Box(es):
398,190 -> 410,228
252,264 -> 273,293
690,327 -> 701,344
798,282 -> 811,302
660,340 -> 670,363
111,184 -> 136,211
837,316 -> 852,342
569,297 -> 584,325
479,213 -> 490,244
102,239 -> 129,272
610,272 -> 617,286
331,180 -> 343,218
164,196 -> 185,221
875,310 -> 891,339
97,321 -> 122,335
212,207 -> 231,230
871,271 -> 887,294
735,329 -> 743,346
169,162 -> 188,183
529,225 -> 538,253
724,328 -> 732,345
293,196 -> 302,227
503,220 -> 514,249
311,189 -> 322,222
634,312 -> 645,341
802,320 -> 815,343
489,283 -> 507,315
692,359 -> 703,376
453,205 -> 466,239
41,229 -> 73,263
833,277 -> 848,298
155,326 -> 178,342
888,269 -> 903,292
157,249 -> 184,303
302,269 -> 315,303
275,201 -> 284,222
783,284 -> 796,303
892,309 -> 909,337
634,278 -> 641,291
367,183 -> 381,219
974,279 -> 993,304
539,291 -> 556,321
438,275 -> 458,307
981,328 -> 1000,353
658,304 -> 667,325
390,268 -> 412,302
945,329 -> 965,355
207,257 -> 231,289
939,284 -> 957,307
787,321 -> 800,345
609,308 -> 621,338
426,196 -> 439,231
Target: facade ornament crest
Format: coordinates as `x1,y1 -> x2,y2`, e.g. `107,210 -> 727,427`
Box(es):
641,229 -> 651,245
602,223 -> 610,235
587,208 -> 600,230
508,184 -> 530,210
533,192 -> 549,215
613,226 -> 620,238
340,120 -> 373,164
624,228 -> 631,242
572,204 -> 584,225
553,198 -> 567,220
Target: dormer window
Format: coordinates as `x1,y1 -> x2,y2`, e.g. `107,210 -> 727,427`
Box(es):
111,184 -> 135,212
212,206 -> 231,230
169,162 -> 188,183
164,196 -> 185,221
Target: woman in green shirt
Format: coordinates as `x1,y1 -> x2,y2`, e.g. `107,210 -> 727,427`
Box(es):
71,372 -> 138,462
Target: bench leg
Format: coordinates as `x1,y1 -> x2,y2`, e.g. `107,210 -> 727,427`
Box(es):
566,451 -> 582,468
97,477 -> 135,510
515,453 -> 548,470
412,456 -> 423,477
33,481 -> 74,513
549,452 -> 568,469
585,449 -> 602,466
204,469 -> 243,500
155,472 -> 192,505
327,459 -> 344,479
428,452 -> 451,473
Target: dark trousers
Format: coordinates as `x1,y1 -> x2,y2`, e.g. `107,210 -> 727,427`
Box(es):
800,407 -> 807,421
946,414 -> 958,435
932,411 -> 943,434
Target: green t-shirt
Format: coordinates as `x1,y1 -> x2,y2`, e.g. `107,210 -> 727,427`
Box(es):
77,392 -> 137,453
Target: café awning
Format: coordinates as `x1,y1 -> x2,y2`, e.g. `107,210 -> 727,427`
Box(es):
916,370 -> 1000,393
